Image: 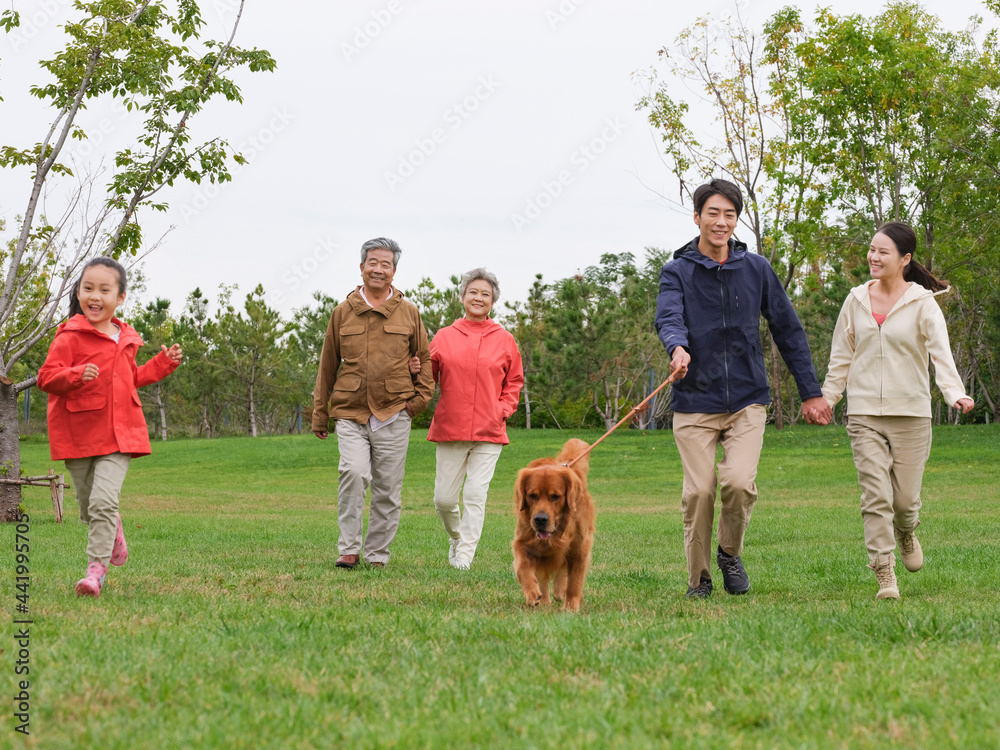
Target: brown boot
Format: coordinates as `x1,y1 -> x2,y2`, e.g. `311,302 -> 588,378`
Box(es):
869,556 -> 899,600
894,525 -> 923,572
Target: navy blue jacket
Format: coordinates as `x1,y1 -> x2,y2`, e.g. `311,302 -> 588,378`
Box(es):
655,237 -> 823,414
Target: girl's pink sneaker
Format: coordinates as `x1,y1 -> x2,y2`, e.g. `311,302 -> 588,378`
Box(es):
110,512 -> 128,566
76,561 -> 108,598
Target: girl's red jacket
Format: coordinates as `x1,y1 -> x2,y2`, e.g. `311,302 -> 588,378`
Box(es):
37,315 -> 179,460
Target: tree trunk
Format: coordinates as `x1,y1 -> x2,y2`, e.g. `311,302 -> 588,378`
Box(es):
0,377 -> 23,522
156,382 -> 167,441
593,389 -> 615,431
248,377 -> 258,438
769,339 -> 785,430
523,374 -> 532,430
201,397 -> 211,438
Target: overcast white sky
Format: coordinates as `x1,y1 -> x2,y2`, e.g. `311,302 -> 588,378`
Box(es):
2,0 -> 995,318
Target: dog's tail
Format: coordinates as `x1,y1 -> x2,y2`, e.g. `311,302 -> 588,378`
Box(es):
558,438 -> 591,476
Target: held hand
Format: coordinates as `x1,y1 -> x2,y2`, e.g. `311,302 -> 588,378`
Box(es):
314,431 -> 328,440
955,397 -> 975,414
801,397 -> 833,425
670,346 -> 690,380
162,343 -> 183,363
405,401 -> 416,418
81,363 -> 100,382
408,356 -> 421,375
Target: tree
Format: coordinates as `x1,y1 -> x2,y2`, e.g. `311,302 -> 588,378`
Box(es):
287,291 -> 338,433
639,2 -> 1000,427
0,1 -> 274,519
212,284 -> 291,437
173,287 -> 223,436
406,276 -> 463,339
638,8 -> 833,427
775,2 -> 1000,422
503,274 -> 547,429
132,297 -> 176,441
539,252 -> 669,430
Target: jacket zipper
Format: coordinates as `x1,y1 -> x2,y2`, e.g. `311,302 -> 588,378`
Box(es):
719,267 -> 730,412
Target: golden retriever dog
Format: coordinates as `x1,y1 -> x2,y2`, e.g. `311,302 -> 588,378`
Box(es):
512,438 -> 595,612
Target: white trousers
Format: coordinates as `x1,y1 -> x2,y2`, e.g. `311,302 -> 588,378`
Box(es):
433,441 -> 503,564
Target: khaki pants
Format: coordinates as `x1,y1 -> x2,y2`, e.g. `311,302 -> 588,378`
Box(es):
433,441 -> 503,564
335,414 -> 411,564
65,452 -> 131,565
846,414 -> 932,567
673,405 -> 766,588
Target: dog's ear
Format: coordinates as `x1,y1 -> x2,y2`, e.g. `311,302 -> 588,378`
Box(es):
564,469 -> 582,513
514,469 -> 530,513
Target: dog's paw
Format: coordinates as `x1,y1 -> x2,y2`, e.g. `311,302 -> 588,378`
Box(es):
523,590 -> 543,607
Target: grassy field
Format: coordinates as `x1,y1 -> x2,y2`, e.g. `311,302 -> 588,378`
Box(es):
4,424 -> 999,749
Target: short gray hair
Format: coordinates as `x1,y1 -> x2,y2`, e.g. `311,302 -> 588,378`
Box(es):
360,237 -> 402,268
458,267 -> 500,303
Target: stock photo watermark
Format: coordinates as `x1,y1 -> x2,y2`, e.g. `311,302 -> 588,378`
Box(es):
264,236 -> 340,309
700,0 -> 752,44
3,0 -> 72,52
383,75 -> 501,193
177,106 -> 295,223
340,0 -> 406,63
509,116 -> 625,233
545,0 -> 590,30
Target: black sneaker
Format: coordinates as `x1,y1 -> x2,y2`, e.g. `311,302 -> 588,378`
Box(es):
685,576 -> 713,599
717,546 -> 750,595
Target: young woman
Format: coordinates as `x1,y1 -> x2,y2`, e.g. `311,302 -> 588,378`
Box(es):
38,258 -> 182,597
821,223 -> 974,600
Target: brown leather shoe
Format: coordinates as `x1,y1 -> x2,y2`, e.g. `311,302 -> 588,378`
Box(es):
369,561 -> 386,568
335,554 -> 359,569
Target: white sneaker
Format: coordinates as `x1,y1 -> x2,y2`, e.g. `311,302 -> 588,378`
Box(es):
448,537 -> 460,565
450,557 -> 471,570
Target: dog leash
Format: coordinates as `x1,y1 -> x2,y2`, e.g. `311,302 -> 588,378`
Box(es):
564,368 -> 681,468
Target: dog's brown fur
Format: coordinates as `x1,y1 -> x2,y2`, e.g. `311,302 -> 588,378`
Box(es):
512,438 -> 595,612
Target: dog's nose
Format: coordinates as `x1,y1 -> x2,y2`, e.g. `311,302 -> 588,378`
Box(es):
533,512 -> 549,528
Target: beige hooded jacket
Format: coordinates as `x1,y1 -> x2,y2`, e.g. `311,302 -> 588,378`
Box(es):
821,280 -> 968,418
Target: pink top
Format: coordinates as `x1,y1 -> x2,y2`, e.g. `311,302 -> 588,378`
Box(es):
872,312 -> 887,326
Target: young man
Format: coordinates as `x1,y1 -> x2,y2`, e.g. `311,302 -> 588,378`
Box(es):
313,237 -> 435,569
655,179 -> 832,598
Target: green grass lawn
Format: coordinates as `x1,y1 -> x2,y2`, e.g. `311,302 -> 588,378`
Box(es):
5,425 -> 999,749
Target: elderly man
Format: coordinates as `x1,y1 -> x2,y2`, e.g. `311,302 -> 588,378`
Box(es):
313,237 -> 434,569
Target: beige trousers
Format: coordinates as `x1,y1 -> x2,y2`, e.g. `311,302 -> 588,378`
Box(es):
65,452 -> 131,565
335,413 -> 412,564
433,441 -> 503,564
846,414 -> 932,567
673,405 -> 766,588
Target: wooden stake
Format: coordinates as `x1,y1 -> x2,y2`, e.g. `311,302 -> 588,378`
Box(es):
48,468 -> 63,523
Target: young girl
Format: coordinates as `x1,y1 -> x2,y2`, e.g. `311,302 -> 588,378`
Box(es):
820,223 -> 974,600
37,258 -> 182,597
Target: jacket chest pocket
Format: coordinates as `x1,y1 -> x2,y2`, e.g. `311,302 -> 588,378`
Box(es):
65,395 -> 107,413
383,325 -> 412,359
339,325 -> 366,361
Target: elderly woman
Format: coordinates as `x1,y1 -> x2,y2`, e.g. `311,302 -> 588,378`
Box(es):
426,268 -> 524,569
